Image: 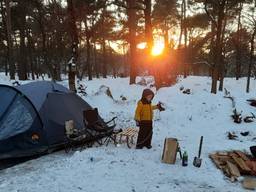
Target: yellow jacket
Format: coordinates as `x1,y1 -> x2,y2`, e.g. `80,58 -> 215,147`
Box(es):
134,101 -> 158,121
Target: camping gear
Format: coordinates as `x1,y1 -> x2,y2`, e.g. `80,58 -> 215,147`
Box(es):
162,138 -> 182,164
250,146 -> 256,158
182,151 -> 188,166
64,120 -> 96,153
193,136 -> 203,168
83,108 -> 117,146
0,81 -> 112,159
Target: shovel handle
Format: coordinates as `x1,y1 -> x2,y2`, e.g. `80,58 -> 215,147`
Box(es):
198,136 -> 203,158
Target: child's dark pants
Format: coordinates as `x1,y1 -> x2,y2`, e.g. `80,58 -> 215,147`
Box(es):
136,121 -> 153,148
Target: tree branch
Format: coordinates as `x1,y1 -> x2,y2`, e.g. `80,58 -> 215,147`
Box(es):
204,0 -> 217,28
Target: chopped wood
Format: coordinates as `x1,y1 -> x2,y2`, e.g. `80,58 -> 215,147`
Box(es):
242,177 -> 256,190
209,154 -> 224,169
224,165 -> 231,177
217,151 -> 229,156
245,161 -> 256,175
210,150 -> 256,189
229,152 -> 239,159
231,156 -> 251,173
230,176 -> 237,183
226,161 -> 241,177
234,150 -> 250,161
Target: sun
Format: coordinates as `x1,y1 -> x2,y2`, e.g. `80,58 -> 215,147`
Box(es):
151,41 -> 165,56
137,41 -> 165,56
137,42 -> 147,49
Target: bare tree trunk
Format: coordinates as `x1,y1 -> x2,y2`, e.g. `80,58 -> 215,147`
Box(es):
93,42 -> 99,78
102,38 -> 107,78
1,1 -> 8,76
67,0 -> 78,92
86,35 -> 92,81
35,1 -> 54,79
211,1 -> 225,94
27,32 -> 35,80
246,29 -> 256,93
144,0 -> 153,52
218,10 -> 227,92
178,1 -> 184,48
4,0 -> 15,79
163,28 -> 169,49
18,4 -> 28,81
235,3 -> 242,80
127,0 -> 137,84
183,0 -> 188,78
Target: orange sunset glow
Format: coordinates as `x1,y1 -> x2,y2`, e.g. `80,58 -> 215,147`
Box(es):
137,40 -> 165,56
151,42 -> 165,56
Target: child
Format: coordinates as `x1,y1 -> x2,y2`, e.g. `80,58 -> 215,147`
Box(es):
134,89 -> 165,149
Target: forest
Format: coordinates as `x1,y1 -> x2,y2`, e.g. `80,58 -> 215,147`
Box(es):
0,0 -> 256,93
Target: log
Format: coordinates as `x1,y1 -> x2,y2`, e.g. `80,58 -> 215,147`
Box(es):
234,150 -> 250,161
242,177 -> 256,190
232,156 -> 251,173
226,161 -> 241,177
209,154 -> 228,169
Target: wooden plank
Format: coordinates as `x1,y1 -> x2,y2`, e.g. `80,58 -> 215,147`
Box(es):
218,156 -> 233,162
229,152 -> 239,159
242,178 -> 256,190
209,154 -> 224,169
245,161 -> 256,175
224,165 -> 231,177
226,161 -> 241,177
217,151 -> 229,156
232,156 -> 251,173
210,154 -> 232,163
162,138 -> 178,164
234,150 -> 250,161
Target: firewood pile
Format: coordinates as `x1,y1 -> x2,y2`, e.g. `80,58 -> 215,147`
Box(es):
210,150 -> 256,182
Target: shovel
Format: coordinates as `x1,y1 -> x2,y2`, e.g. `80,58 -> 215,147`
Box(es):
193,136 -> 203,168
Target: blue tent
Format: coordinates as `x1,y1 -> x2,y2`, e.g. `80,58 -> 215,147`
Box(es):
0,81 -> 94,159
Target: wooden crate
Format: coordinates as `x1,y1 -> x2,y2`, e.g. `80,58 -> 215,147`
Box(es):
162,138 -> 178,164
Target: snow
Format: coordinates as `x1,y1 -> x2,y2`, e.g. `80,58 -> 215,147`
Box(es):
1,73 -> 256,191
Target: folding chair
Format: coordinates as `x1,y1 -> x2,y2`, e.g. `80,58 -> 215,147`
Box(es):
83,108 -> 118,146
64,120 -> 93,153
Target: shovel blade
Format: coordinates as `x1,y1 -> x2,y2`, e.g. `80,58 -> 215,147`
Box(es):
193,157 -> 202,167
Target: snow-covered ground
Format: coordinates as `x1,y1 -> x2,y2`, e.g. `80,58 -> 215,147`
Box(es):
1,73 -> 256,192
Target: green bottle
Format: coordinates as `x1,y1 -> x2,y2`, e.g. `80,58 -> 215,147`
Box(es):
182,151 -> 188,166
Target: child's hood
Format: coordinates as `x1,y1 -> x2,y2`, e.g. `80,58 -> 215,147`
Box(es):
141,89 -> 155,104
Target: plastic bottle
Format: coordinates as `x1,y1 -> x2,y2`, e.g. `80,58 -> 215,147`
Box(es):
182,151 -> 188,167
